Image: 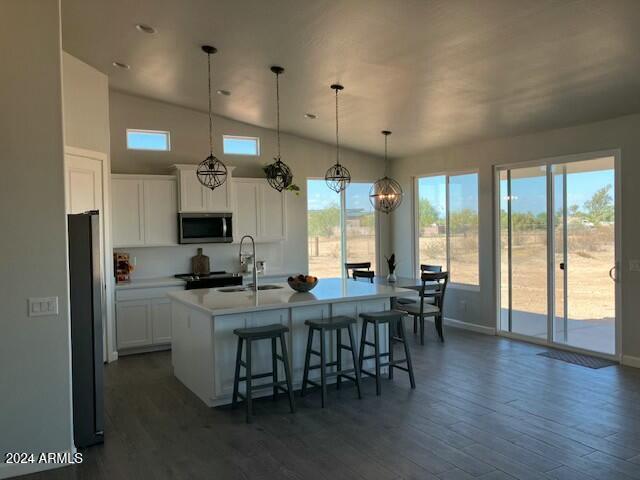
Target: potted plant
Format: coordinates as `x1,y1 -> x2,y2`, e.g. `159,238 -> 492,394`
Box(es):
386,253 -> 397,283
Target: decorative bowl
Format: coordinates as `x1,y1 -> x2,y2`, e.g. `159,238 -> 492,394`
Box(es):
287,275 -> 318,292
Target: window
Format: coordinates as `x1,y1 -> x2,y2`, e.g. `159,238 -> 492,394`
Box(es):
307,180 -> 377,278
417,172 -> 479,286
126,129 -> 170,151
223,135 -> 260,155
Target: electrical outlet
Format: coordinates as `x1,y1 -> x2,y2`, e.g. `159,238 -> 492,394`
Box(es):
630,259 -> 640,272
28,297 -> 59,317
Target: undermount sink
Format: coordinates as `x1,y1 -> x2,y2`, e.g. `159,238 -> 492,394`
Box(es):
217,285 -> 283,293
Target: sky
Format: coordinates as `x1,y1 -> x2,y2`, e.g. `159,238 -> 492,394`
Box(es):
307,180 -> 374,212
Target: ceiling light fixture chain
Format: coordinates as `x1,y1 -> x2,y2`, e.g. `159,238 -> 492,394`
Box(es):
325,84 -> 350,193
264,66 -> 294,192
196,45 -> 228,191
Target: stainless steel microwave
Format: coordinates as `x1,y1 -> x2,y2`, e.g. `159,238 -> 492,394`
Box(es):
178,212 -> 233,244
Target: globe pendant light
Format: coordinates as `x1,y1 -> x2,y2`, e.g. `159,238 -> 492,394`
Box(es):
369,130 -> 403,214
196,45 -> 227,190
264,66 -> 293,192
325,84 -> 351,193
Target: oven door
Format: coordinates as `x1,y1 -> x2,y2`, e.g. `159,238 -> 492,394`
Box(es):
178,213 -> 233,244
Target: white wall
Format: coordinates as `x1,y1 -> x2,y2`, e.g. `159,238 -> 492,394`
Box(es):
0,1 -> 74,478
62,51 -> 111,153
110,91 -> 389,277
390,113 -> 640,363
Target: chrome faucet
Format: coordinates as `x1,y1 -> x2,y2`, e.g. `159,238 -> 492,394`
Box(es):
239,235 -> 257,292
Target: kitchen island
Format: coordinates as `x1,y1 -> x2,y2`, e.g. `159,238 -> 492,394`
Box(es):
168,278 -> 416,406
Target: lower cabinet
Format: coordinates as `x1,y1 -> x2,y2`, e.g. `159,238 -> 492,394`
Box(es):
116,287 -> 181,353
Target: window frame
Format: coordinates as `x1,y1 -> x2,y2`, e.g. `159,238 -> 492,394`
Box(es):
306,178 -> 380,278
413,169 -> 480,290
222,135 -> 261,156
126,129 -> 171,151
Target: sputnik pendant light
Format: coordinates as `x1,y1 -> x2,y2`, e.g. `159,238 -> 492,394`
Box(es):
196,45 -> 227,190
369,130 -> 403,214
264,66 -> 293,192
325,84 -> 351,193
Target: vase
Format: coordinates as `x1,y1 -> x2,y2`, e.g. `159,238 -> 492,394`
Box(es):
387,273 -> 397,283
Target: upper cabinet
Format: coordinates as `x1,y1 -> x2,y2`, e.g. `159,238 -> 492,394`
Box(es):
233,178 -> 286,243
112,175 -> 177,247
173,164 -> 234,213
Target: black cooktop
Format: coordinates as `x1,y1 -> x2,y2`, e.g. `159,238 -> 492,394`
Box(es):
174,271 -> 237,281
174,271 -> 243,290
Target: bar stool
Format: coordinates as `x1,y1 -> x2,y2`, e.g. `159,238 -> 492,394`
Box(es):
358,311 -> 415,395
301,316 -> 362,407
232,324 -> 295,423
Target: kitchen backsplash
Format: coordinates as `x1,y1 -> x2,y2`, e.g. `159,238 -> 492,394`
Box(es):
115,242 -> 285,279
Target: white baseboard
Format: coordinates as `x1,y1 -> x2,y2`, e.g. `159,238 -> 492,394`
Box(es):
622,355 -> 640,369
416,315 -> 496,336
0,448 -> 76,479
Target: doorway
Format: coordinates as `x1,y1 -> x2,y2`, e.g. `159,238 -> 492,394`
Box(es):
498,153 -> 619,356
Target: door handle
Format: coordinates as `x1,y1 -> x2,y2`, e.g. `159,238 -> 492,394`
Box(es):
559,262 -> 565,270
609,265 -> 617,282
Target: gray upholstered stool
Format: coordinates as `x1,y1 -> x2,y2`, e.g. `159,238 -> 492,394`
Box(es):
232,324 -> 295,423
301,316 -> 362,407
358,310 -> 415,395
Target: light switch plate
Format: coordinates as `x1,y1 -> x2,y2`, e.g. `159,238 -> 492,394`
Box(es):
630,259 -> 640,272
28,297 -> 59,317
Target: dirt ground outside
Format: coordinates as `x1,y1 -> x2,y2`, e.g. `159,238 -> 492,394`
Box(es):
308,235 -> 376,278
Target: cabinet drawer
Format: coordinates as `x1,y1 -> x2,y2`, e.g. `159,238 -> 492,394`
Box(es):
115,286 -> 183,302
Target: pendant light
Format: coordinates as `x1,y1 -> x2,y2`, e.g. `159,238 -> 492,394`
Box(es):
325,84 -> 351,193
369,130 -> 403,214
196,45 -> 227,190
264,66 -> 293,192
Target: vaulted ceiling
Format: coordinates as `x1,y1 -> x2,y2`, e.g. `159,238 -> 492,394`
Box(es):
62,0 -> 640,157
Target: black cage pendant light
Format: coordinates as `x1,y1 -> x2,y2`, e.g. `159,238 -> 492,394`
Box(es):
325,84 -> 351,193
369,130 -> 403,214
196,45 -> 227,190
264,66 -> 293,192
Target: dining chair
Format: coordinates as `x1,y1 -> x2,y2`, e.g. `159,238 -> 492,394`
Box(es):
344,262 -> 371,279
395,264 -> 444,307
352,270 -> 374,283
397,271 -> 448,344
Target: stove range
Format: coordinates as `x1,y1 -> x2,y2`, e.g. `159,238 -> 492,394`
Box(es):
174,271 -> 243,290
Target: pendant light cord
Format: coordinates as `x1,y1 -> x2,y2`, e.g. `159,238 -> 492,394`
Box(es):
207,52 -> 213,156
384,134 -> 388,176
276,71 -> 281,160
335,88 -> 340,166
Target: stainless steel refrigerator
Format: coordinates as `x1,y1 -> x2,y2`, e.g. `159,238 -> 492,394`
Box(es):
68,211 -> 104,447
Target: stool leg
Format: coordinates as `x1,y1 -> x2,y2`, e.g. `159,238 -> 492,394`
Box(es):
232,336 -> 243,409
245,339 -> 253,423
336,328 -> 342,390
319,328 -> 327,408
374,321 -> 381,396
413,315 -> 417,334
399,320 -> 416,389
358,319 -> 367,374
347,323 -> 362,399
271,336 -> 278,401
279,333 -> 295,413
301,327 -> 314,397
388,320 -> 394,380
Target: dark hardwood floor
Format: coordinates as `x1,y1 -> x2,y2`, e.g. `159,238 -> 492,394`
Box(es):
23,327 -> 640,480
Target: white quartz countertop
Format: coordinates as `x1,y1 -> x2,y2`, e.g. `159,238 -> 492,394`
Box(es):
167,278 -> 415,316
115,276 -> 184,290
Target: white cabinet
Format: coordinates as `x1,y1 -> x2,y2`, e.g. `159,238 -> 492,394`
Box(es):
233,178 -> 286,242
116,300 -> 151,349
112,175 -> 177,247
115,286 -> 181,353
173,164 -> 234,213
112,177 -> 145,246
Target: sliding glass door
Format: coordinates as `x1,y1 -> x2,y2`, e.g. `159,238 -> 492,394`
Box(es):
307,180 -> 376,278
498,154 -> 617,356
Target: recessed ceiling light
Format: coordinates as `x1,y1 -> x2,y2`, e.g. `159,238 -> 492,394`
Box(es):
304,113 -> 318,119
216,89 -> 231,96
112,61 -> 130,70
135,23 -> 156,34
